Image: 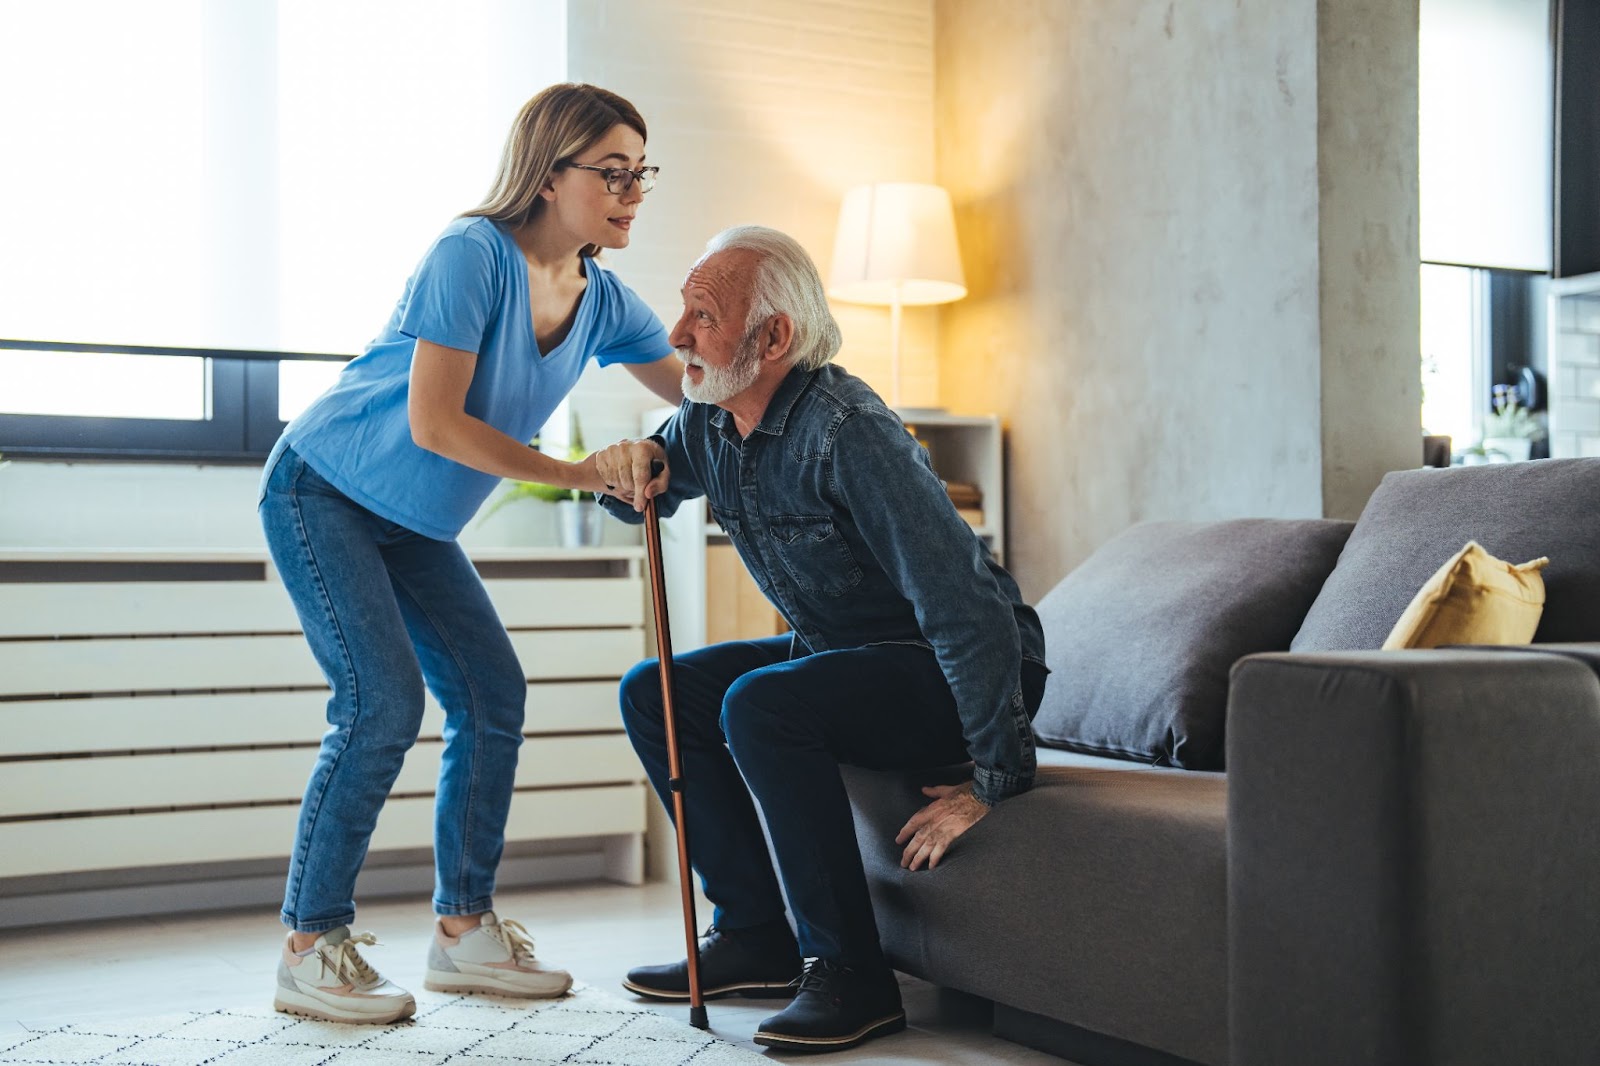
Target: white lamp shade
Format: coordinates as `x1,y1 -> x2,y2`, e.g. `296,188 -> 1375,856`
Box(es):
828,182 -> 967,307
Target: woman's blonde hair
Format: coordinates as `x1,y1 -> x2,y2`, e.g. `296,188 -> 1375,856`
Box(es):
462,83 -> 647,257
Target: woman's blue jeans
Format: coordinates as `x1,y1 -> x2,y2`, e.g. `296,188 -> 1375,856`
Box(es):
259,445 -> 525,933
620,635 -> 1047,970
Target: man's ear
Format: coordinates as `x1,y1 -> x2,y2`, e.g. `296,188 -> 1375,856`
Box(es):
760,314 -> 795,363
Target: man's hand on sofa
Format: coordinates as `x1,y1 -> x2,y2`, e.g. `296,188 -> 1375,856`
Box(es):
895,781 -> 989,871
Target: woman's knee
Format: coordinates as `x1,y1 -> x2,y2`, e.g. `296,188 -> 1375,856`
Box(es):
481,655 -> 527,729
337,673 -> 426,747
322,710 -> 421,789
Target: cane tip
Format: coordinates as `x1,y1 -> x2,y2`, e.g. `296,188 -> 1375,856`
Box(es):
689,1005 -> 709,1029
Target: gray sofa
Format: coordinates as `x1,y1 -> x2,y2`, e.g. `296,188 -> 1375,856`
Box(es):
843,458 -> 1600,1066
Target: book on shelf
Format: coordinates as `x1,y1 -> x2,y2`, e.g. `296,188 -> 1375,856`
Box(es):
944,480 -> 982,509
956,507 -> 984,528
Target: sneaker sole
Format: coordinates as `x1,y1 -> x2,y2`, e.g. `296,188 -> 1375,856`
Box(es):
424,970 -> 573,999
621,977 -> 799,1002
753,1010 -> 907,1051
273,987 -> 416,1025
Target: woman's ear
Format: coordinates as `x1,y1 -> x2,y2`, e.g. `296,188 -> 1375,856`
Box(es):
537,173 -> 558,202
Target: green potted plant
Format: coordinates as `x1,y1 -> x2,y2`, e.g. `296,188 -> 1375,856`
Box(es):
1481,391 -> 1543,463
478,411 -> 605,547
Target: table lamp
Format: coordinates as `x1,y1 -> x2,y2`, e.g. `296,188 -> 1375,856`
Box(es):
827,182 -> 967,409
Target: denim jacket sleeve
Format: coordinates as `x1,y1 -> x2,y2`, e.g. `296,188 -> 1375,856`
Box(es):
831,409 -> 1036,805
595,405 -> 704,526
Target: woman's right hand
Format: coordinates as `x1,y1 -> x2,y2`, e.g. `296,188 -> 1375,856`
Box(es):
593,438 -> 669,513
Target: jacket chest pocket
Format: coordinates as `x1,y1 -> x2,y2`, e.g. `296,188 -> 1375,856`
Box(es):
710,505 -> 771,592
769,514 -> 862,597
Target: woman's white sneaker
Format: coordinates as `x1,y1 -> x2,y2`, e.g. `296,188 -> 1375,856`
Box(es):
273,926 -> 416,1024
424,911 -> 573,998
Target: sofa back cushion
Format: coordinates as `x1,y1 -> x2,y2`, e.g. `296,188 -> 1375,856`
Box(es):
1032,518 -> 1354,770
1293,459 -> 1600,651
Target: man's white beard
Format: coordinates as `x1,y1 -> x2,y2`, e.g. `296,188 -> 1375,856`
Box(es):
680,337 -> 762,405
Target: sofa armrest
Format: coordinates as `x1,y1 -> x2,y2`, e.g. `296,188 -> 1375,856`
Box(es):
1227,648 -> 1600,1066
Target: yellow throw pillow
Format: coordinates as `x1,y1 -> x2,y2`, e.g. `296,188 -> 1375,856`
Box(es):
1382,541 -> 1549,650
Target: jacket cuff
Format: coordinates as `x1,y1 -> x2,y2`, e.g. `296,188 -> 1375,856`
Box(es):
972,766 -> 1033,807
595,492 -> 643,525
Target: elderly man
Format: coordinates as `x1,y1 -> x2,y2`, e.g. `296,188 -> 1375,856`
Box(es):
593,225 -> 1047,1053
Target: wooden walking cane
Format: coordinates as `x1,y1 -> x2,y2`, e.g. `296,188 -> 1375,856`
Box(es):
641,461 -> 709,1030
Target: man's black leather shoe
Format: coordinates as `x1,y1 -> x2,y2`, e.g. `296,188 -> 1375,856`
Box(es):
753,958 -> 906,1052
623,921 -> 801,1001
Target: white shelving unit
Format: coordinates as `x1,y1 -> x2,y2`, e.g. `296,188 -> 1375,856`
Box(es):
898,410 -> 1006,560
641,407 -> 1006,653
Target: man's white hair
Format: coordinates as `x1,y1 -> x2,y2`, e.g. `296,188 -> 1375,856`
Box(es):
698,225 -> 842,371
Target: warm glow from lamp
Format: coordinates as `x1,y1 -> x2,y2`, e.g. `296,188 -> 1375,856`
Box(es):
828,182 -> 966,407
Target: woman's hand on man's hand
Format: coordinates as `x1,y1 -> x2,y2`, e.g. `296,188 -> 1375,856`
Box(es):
592,438 -> 669,512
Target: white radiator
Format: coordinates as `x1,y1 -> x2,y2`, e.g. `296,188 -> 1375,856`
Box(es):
0,548 -> 649,888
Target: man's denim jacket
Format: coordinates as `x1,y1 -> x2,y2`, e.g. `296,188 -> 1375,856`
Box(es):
601,364 -> 1048,805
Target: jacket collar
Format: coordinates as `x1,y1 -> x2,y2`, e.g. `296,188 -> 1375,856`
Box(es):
707,364 -> 814,439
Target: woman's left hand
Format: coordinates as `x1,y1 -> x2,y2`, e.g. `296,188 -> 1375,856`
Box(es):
894,781 -> 989,871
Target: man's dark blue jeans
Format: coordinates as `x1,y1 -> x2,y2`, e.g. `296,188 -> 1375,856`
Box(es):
620,635 -> 1049,971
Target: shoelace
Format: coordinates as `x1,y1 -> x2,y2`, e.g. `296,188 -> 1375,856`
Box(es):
793,958 -> 847,996
488,917 -> 538,966
318,931 -> 383,989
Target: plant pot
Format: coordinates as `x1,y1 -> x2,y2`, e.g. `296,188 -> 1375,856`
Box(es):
1481,437 -> 1533,462
556,498 -> 605,548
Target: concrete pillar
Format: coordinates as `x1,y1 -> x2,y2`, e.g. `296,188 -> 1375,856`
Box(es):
936,0 -> 1419,596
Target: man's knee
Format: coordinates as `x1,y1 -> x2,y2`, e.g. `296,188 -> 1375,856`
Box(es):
619,658 -> 664,734
721,671 -> 805,753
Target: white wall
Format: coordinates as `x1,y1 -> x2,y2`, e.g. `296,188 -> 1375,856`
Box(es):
0,0 -> 939,552
566,0 -> 939,447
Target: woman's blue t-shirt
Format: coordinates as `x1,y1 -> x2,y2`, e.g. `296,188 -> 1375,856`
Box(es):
273,217 -> 672,540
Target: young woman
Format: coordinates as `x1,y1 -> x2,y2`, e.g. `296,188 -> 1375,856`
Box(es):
258,83 -> 681,1024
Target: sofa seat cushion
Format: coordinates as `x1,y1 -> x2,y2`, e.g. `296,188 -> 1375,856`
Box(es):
1032,519 -> 1353,769
844,757 -> 1229,1066
1294,459 -> 1600,651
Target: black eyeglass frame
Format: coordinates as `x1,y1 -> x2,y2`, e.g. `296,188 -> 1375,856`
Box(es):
561,162 -> 660,194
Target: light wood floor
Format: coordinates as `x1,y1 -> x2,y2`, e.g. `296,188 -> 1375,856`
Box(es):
0,880 -> 1072,1064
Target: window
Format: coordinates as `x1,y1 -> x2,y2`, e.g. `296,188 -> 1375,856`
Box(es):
3,349 -> 212,422
1417,0 -> 1556,460
0,340 -> 346,461
0,0 -> 563,461
1420,264 -> 1485,450
1418,0 -> 1552,273
1418,264 -> 1549,460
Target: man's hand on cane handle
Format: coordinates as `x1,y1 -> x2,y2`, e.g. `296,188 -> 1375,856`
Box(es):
594,439 -> 670,513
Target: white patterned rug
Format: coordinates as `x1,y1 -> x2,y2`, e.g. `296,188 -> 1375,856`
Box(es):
0,985 -> 766,1066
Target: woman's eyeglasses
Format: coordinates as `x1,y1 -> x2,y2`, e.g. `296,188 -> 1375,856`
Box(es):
563,163 -> 659,194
